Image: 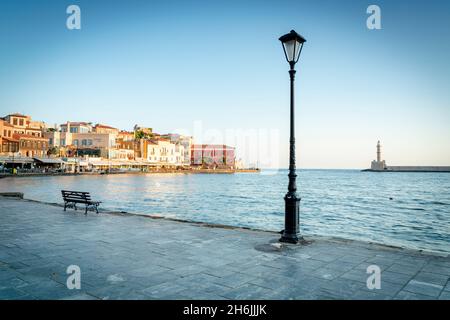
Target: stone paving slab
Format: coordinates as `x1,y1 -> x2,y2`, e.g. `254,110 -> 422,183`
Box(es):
0,197 -> 449,300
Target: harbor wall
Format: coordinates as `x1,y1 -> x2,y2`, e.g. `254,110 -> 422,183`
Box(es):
386,166 -> 450,172
363,166 -> 450,172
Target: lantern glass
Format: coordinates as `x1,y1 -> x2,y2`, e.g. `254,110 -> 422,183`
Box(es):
279,30 -> 306,64
283,40 -> 299,63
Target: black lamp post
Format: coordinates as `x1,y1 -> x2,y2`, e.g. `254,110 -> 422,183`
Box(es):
279,30 -> 306,244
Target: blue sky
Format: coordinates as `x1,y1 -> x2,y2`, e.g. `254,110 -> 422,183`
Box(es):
1,0 -> 449,168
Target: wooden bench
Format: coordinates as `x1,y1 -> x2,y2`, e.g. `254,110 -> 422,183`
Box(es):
61,190 -> 101,214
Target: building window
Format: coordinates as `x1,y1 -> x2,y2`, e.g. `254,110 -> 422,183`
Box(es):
70,127 -> 78,133
49,138 -> 53,145
73,140 -> 79,146
82,139 -> 87,146
13,118 -> 18,125
19,119 -> 24,126
61,139 -> 66,146
88,139 -> 93,146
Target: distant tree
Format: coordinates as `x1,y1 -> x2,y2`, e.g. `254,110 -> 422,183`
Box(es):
47,147 -> 59,157
134,130 -> 145,140
134,130 -> 153,140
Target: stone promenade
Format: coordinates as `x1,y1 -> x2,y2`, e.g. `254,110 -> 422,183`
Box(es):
0,197 -> 449,300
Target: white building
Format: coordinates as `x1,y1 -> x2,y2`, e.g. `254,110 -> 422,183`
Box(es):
147,141 -> 161,164
146,139 -> 185,166
161,134 -> 193,165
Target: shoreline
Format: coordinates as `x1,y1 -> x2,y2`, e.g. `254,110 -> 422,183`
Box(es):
0,168 -> 260,178
362,169 -> 450,173
3,194 -> 448,258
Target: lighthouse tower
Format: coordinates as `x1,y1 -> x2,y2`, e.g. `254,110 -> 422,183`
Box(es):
371,140 -> 386,171
377,140 -> 381,162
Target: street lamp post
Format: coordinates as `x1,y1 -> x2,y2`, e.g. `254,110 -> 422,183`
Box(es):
279,30 -> 306,244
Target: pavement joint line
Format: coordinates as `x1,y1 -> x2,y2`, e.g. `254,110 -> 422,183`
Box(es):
1,197 -> 450,300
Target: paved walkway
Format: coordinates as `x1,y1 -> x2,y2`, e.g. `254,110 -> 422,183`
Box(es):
0,197 -> 449,300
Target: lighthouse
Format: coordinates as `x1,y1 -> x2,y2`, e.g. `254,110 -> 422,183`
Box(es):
364,141 -> 450,172
371,140 -> 386,171
377,140 -> 381,162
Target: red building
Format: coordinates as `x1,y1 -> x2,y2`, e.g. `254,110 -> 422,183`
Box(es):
191,144 -> 235,168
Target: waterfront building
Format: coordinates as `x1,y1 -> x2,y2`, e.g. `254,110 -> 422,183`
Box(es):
71,132 -> 117,158
157,138 -> 176,165
174,143 -> 185,166
146,141 -> 160,163
0,120 -> 14,140
144,138 -> 185,166
45,122 -> 84,147
1,113 -> 239,170
0,136 -> 19,155
13,133 -> 49,157
47,122 -> 128,160
116,131 -> 136,160
190,144 -> 236,168
111,148 -> 135,161
94,124 -> 120,135
60,122 -> 93,134
117,131 -> 135,142
44,131 -> 61,148
0,120 -> 19,155
161,133 -> 193,165
0,113 -> 49,157
134,138 -> 151,160
3,113 -> 47,139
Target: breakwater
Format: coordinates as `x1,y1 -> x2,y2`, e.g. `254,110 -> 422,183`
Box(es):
363,166 -> 450,172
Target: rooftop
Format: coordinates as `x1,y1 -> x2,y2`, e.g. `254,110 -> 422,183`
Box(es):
192,144 -> 235,149
95,124 -> 118,130
6,113 -> 28,118
0,197 -> 449,300
61,122 -> 91,127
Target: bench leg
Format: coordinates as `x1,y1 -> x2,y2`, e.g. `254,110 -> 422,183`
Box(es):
74,204 -> 77,211
64,202 -> 67,211
95,205 -> 99,214
85,205 -> 88,215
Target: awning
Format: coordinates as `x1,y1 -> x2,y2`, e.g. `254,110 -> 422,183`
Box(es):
0,156 -> 34,164
33,157 -> 64,164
